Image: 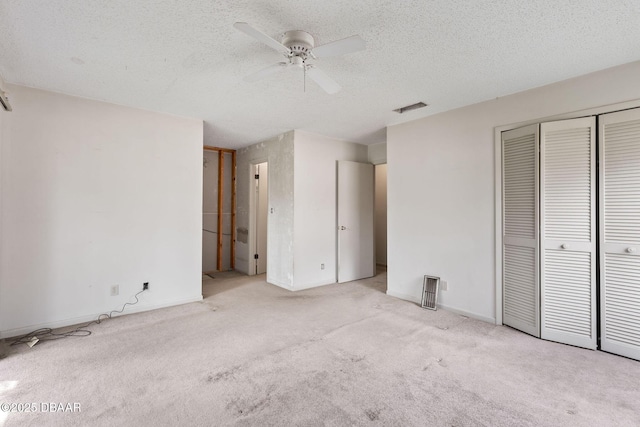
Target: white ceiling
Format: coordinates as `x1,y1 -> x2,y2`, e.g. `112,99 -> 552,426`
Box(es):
1,1 -> 639,149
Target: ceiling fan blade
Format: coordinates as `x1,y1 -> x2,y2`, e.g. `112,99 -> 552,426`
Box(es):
306,66 -> 342,94
244,62 -> 288,82
234,22 -> 291,55
311,35 -> 366,58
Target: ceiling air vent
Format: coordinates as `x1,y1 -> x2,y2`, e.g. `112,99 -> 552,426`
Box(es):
393,102 -> 427,114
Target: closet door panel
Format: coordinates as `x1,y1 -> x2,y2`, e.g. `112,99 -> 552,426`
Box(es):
600,108 -> 640,361
540,117 -> 596,349
502,124 -> 539,336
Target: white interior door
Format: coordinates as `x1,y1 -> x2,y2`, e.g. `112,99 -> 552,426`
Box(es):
599,108 -> 640,361
338,161 -> 375,283
540,117 -> 597,349
502,124 -> 540,337
255,163 -> 268,274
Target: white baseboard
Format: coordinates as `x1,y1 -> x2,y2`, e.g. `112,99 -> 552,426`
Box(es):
0,294 -> 203,339
292,280 -> 335,291
386,289 -> 422,304
234,259 -> 249,275
267,279 -> 294,291
436,303 -> 496,324
385,289 -> 496,324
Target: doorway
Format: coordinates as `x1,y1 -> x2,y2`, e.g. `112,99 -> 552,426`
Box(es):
202,146 -> 236,275
251,162 -> 268,275
375,164 -> 387,269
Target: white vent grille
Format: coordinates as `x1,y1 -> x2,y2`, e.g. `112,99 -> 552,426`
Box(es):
421,276 -> 439,310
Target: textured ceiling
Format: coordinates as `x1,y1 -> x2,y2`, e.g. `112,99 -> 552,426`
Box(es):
1,1 -> 639,149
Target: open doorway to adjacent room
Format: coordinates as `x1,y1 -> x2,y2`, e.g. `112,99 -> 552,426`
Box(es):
250,161 -> 268,275
374,163 -> 387,290
202,147 -> 237,294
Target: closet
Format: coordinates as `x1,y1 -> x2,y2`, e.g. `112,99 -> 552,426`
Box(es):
599,109 -> 640,361
501,108 -> 640,361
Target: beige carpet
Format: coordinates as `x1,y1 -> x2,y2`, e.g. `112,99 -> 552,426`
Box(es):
1,270 -> 639,426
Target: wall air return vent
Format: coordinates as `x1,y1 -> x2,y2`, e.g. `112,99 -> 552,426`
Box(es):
421,275 -> 440,310
393,102 -> 427,114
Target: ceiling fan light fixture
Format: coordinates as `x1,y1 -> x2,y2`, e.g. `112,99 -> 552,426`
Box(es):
291,56 -> 304,68
393,102 -> 428,114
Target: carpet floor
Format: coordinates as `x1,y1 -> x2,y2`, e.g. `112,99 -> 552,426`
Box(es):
1,270 -> 639,426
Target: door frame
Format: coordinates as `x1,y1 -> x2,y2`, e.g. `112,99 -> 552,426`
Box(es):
248,158 -> 268,276
494,98 -> 640,325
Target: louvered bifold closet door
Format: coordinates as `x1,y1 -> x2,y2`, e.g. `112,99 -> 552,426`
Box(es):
600,108 -> 640,361
502,124 -> 540,336
540,117 -> 596,349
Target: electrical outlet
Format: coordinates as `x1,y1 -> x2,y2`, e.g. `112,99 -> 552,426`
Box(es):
110,285 -> 119,296
321,263 -> 325,270
143,282 -> 149,291
440,280 -> 448,291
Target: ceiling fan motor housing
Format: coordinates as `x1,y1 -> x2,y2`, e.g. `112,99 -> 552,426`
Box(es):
233,22 -> 365,94
282,30 -> 315,60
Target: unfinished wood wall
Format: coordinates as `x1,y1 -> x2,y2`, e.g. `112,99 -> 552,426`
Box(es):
203,147 -> 236,272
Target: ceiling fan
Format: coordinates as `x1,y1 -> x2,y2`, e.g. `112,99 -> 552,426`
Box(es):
233,22 -> 366,94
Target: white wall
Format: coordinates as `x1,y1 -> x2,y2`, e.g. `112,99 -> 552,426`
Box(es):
375,164 -> 387,266
0,76 -> 6,324
236,132 -> 294,288
368,142 -> 387,165
387,60 -> 640,322
0,85 -> 203,337
293,130 -> 368,289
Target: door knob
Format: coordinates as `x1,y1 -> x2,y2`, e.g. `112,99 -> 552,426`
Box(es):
627,247 -> 636,253
339,226 -> 346,230
561,244 -> 570,249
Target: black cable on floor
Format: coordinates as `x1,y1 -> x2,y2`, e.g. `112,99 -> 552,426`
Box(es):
9,289 -> 147,347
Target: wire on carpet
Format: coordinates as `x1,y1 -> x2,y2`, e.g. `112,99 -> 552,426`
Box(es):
9,289 -> 147,347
